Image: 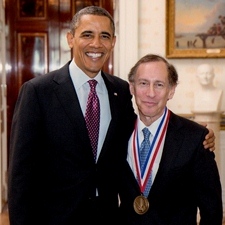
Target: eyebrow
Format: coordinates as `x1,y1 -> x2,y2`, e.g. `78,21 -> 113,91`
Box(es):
81,30 -> 92,35
101,31 -> 112,37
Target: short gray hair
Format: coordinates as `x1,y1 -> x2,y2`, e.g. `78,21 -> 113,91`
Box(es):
128,54 -> 178,87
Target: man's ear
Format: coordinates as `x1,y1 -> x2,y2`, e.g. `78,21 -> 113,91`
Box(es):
111,36 -> 116,48
66,32 -> 74,48
168,85 -> 176,100
129,82 -> 134,95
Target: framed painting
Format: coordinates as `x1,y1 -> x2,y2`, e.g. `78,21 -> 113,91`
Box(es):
166,0 -> 225,58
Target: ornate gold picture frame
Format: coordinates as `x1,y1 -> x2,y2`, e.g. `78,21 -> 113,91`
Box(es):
166,0 -> 225,58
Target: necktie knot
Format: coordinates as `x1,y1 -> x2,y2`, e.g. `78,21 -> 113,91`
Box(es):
88,79 -> 98,92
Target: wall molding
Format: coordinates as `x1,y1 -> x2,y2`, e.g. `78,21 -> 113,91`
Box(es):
179,113 -> 225,130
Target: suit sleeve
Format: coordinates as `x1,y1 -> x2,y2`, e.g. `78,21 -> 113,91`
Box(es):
193,130 -> 223,225
8,81 -> 42,224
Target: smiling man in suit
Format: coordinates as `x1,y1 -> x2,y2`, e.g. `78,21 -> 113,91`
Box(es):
8,6 -> 136,225
119,54 -> 223,225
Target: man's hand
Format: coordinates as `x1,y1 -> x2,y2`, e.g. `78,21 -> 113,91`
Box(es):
198,122 -> 215,151
203,128 -> 215,151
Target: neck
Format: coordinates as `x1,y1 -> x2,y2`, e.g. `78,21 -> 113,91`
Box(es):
139,112 -> 164,127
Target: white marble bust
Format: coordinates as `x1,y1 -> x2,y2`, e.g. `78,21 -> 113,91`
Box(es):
192,64 -> 222,113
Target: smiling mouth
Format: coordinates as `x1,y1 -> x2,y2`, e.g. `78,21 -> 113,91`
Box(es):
144,101 -> 156,106
86,52 -> 103,59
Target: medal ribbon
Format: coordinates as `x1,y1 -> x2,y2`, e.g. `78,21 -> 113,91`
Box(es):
132,107 -> 170,194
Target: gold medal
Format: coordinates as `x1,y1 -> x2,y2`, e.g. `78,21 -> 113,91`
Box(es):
133,195 -> 149,215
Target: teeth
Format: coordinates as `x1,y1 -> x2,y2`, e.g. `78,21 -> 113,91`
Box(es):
87,53 -> 102,58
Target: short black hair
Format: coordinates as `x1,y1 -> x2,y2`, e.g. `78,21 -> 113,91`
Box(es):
70,6 -> 115,35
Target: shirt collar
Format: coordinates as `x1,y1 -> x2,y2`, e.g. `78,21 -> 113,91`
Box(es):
137,112 -> 164,137
69,60 -> 103,91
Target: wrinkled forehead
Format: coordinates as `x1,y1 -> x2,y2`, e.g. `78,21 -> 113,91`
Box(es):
136,62 -> 168,79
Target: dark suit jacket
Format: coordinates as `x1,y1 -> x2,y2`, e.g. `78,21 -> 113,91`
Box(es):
8,61 -> 136,225
119,111 -> 223,225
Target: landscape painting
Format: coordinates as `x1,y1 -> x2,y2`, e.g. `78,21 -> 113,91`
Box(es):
166,0 -> 225,58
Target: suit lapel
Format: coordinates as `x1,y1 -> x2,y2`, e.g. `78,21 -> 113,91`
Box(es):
97,72 -> 122,159
52,62 -> 90,147
102,72 -> 120,121
151,113 -> 185,191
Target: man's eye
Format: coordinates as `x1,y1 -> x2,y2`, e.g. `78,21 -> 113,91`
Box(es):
81,33 -> 92,38
154,83 -> 164,88
139,81 -> 147,85
101,34 -> 110,39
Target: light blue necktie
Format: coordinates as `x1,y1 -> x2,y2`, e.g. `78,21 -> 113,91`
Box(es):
140,127 -> 152,197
